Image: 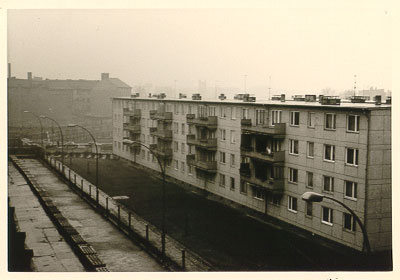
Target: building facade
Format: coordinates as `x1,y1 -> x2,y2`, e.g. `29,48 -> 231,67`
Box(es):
112,96 -> 391,253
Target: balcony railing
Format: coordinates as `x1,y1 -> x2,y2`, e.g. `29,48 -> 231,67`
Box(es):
186,154 -> 217,172
155,112 -> 173,121
152,145 -> 173,160
123,108 -> 141,118
123,123 -> 141,134
186,134 -> 217,150
241,174 -> 284,193
186,115 -> 218,129
241,123 -> 286,138
240,149 -> 285,163
239,163 -> 251,177
241,118 -> 252,126
150,128 -> 173,140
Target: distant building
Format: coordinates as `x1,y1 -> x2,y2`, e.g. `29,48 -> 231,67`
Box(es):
112,95 -> 391,254
8,71 -> 131,141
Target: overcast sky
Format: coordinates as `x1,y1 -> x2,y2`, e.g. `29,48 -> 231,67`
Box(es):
7,5 -> 392,95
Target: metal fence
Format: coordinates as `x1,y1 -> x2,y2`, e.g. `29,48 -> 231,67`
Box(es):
45,155 -> 212,271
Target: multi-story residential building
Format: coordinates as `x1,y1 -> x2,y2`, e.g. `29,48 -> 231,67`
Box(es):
112,95 -> 391,254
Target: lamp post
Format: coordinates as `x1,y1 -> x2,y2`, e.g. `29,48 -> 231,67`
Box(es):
23,111 -> 43,148
40,115 -> 64,171
122,139 -> 166,259
68,124 -> 98,188
302,191 -> 371,253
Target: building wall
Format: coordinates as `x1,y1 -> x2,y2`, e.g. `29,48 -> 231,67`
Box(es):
112,98 -> 391,252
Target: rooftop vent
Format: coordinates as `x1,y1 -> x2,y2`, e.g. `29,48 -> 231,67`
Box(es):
271,95 -> 281,101
293,95 -> 305,101
386,96 -> 391,104
374,95 -> 382,105
320,96 -> 341,105
131,93 -> 139,98
234,94 -> 245,100
218,93 -> 226,100
281,94 -> 285,102
157,93 -> 166,99
192,93 -> 202,100
305,95 -> 317,102
179,93 -> 187,99
243,94 -> 256,102
350,96 -> 368,103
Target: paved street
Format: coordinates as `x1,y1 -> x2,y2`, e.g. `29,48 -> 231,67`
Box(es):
65,156 -> 360,271
10,158 -> 166,272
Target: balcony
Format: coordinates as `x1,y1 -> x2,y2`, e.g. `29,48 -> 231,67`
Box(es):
123,123 -> 141,134
186,134 -> 217,150
149,110 -> 157,119
153,111 -> 173,121
150,128 -> 172,140
152,145 -> 173,160
240,148 -> 285,164
239,163 -> 251,177
241,174 -> 284,193
241,118 -> 252,126
186,115 -> 218,129
123,108 -> 141,118
241,123 -> 286,138
186,154 -> 217,172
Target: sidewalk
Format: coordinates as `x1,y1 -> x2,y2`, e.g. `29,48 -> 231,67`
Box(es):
8,162 -> 85,272
10,158 -> 165,272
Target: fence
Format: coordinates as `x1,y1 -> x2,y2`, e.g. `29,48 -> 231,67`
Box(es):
45,155 -> 212,271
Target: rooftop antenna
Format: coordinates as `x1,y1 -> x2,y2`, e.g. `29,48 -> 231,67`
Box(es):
244,74 -> 247,94
354,75 -> 357,97
174,80 -> 177,98
268,75 -> 272,100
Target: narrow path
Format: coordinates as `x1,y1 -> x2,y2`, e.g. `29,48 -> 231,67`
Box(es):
17,158 -> 165,272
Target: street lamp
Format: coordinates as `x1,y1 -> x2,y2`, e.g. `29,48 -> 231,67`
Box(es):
23,111 -> 43,148
68,124 -> 99,189
302,191 -> 371,253
122,139 -> 167,259
40,115 -> 64,172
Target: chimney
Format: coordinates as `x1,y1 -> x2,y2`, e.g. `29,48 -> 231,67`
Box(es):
280,94 -> 285,102
27,72 -> 32,80
374,95 -> 382,105
8,63 -> 11,78
101,73 -> 109,80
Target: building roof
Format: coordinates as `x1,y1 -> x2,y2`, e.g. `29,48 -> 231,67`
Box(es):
107,78 -> 131,88
112,96 -> 391,111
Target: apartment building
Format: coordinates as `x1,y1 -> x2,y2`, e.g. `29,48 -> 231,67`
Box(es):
112,95 -> 391,253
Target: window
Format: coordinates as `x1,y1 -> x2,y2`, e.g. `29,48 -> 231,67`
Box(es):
306,201 -> 313,216
272,194 -> 281,206
173,122 -> 179,134
230,130 -> 236,143
306,172 -> 313,188
288,168 -> 298,183
322,206 -> 333,225
345,181 -> 357,200
141,149 -> 145,159
308,112 -> 315,128
289,139 -> 299,155
174,160 -> 179,170
343,213 -> 356,231
346,148 -> 359,166
271,110 -> 282,125
181,161 -> 185,173
219,107 -> 226,118
325,113 -> 336,130
231,107 -> 236,119
181,123 -> 186,135
242,108 -> 249,119
181,143 -> 185,154
188,164 -> 193,175
324,144 -> 335,162
219,174 -> 225,187
253,187 -> 264,200
323,176 -> 334,192
347,115 -> 360,132
230,154 -> 235,166
290,111 -> 300,126
208,106 -> 216,117
288,196 -> 298,213
240,181 -> 248,194
307,142 -> 314,158
256,110 -> 266,125
174,141 -> 179,152
220,152 -> 226,164
220,129 -> 226,141
230,177 -> 235,190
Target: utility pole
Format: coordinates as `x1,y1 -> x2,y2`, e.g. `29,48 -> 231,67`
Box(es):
354,75 -> 357,97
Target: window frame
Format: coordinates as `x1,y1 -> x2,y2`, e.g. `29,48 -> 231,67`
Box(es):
288,196 -> 298,213
343,212 -> 356,232
289,139 -> 299,155
288,168 -> 298,184
271,110 -> 282,126
322,206 -> 333,225
290,111 -> 300,127
323,144 -> 335,162
220,151 -> 226,164
306,201 -> 313,217
345,147 -> 359,166
306,171 -> 314,188
219,174 -> 226,187
307,141 -> 314,158
344,181 -> 358,200
347,115 -> 360,133
324,113 -> 336,130
323,175 -> 334,193
307,112 -> 315,128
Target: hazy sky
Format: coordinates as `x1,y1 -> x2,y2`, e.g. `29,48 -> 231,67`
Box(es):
7,6 -> 392,95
